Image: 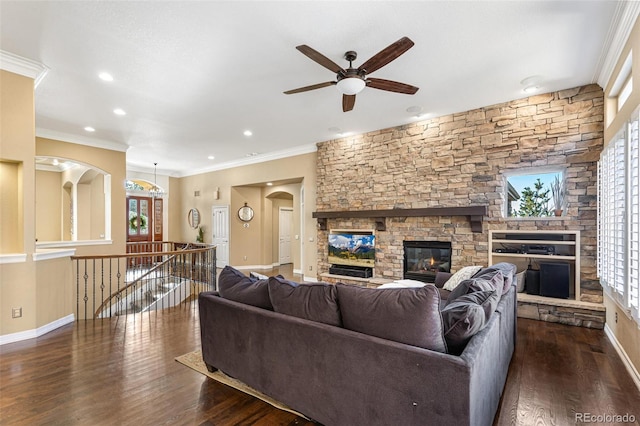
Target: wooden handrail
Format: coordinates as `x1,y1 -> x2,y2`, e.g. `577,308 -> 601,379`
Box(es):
72,244 -> 215,260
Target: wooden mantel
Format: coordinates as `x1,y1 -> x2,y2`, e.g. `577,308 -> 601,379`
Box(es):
312,206 -> 488,233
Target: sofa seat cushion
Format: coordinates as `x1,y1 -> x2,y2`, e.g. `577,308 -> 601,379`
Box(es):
268,276 -> 342,326
218,265 -> 273,310
441,289 -> 500,355
336,283 -> 447,353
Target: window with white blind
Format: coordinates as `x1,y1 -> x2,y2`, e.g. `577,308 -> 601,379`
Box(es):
598,105 -> 640,324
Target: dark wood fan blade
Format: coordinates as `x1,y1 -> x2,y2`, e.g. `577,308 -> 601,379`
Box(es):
296,45 -> 345,74
283,81 -> 336,94
367,78 -> 419,94
342,94 -> 356,112
358,37 -> 414,75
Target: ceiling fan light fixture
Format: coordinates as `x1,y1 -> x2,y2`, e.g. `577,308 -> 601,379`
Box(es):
336,77 -> 366,95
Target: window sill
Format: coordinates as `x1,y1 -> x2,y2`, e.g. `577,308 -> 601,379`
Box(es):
0,253 -> 28,264
36,239 -> 113,249
504,217 -> 566,221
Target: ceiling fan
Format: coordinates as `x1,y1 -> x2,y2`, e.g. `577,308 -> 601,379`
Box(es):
284,36 -> 419,112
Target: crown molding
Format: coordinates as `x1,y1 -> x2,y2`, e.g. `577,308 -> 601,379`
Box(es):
176,143 -> 318,177
36,128 -> 129,153
0,50 -> 49,88
596,1 -> 640,89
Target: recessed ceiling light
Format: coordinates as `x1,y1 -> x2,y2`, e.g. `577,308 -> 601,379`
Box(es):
207,155 -> 215,160
84,126 -> 95,132
113,108 -> 126,116
520,76 -> 542,94
98,72 -> 113,82
406,105 -> 423,114
246,152 -> 259,157
52,159 -> 59,166
266,182 -> 273,186
243,130 -> 253,137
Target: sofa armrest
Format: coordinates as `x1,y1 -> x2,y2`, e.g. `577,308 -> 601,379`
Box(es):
434,271 -> 452,288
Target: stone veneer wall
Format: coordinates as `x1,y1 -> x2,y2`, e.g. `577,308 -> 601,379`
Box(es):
316,84 -> 604,304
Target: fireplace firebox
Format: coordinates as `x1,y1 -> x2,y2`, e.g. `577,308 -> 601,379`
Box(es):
403,241 -> 452,283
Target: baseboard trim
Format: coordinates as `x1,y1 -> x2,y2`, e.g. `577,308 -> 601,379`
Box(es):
604,323 -> 640,392
293,268 -> 302,275
303,274 -> 317,282
0,313 -> 75,346
232,264 -> 274,271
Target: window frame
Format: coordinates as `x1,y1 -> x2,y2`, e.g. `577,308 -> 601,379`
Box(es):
503,167 -> 566,219
598,105 -> 640,325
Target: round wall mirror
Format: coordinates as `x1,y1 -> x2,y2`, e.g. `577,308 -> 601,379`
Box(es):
188,208 -> 200,228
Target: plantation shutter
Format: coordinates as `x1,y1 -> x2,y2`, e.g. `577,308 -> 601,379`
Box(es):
598,128 -> 626,303
598,105 -> 640,325
629,109 -> 639,322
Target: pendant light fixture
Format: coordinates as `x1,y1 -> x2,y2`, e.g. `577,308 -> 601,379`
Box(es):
149,162 -> 165,199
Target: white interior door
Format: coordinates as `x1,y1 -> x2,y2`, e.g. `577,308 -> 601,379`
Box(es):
212,205 -> 229,267
279,208 -> 293,265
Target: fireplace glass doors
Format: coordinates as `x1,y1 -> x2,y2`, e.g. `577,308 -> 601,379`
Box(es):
403,241 -> 452,283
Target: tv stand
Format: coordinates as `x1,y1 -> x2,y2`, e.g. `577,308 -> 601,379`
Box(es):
328,265 -> 372,278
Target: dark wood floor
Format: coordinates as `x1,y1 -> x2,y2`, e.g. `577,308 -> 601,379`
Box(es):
1,266 -> 639,425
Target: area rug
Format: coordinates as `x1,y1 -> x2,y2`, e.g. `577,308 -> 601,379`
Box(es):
175,350 -> 306,419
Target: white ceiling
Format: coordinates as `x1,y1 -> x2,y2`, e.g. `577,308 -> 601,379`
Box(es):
0,1 -> 628,176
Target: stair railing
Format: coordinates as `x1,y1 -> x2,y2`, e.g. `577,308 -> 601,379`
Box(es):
71,241 -> 216,320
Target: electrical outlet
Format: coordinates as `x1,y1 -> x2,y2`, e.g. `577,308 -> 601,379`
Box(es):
243,255 -> 247,261
12,307 -> 22,318
309,265 -> 313,271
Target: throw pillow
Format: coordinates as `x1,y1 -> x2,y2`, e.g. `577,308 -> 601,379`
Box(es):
218,265 -> 273,310
441,289 -> 499,355
377,279 -> 426,289
442,266 -> 483,291
446,270 -> 504,305
336,283 -> 447,353
250,271 -> 269,280
268,276 -> 342,326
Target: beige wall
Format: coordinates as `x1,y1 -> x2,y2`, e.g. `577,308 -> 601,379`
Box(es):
0,69 -> 37,335
36,137 -> 127,256
175,153 -> 316,276
0,68 -> 128,337
602,15 -> 640,378
35,170 -> 63,241
1,161 -> 21,252
36,257 -> 73,326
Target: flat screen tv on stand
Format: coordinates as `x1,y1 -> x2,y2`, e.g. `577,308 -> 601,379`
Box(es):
328,230 -> 375,278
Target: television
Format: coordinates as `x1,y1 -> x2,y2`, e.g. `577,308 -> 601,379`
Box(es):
328,231 -> 375,269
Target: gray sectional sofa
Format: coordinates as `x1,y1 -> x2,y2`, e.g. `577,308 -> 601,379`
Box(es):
198,264 -> 517,426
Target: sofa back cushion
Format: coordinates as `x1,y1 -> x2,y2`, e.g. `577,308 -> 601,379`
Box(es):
218,265 -> 273,310
268,276 -> 342,326
336,283 -> 447,353
446,270 -> 503,306
473,262 -> 517,294
441,289 -> 500,355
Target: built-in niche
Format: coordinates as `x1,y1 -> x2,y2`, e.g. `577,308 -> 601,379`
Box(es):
35,156 -> 110,244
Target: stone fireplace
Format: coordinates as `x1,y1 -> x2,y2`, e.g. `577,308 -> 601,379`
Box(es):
403,241 -> 452,283
315,84 -> 604,309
